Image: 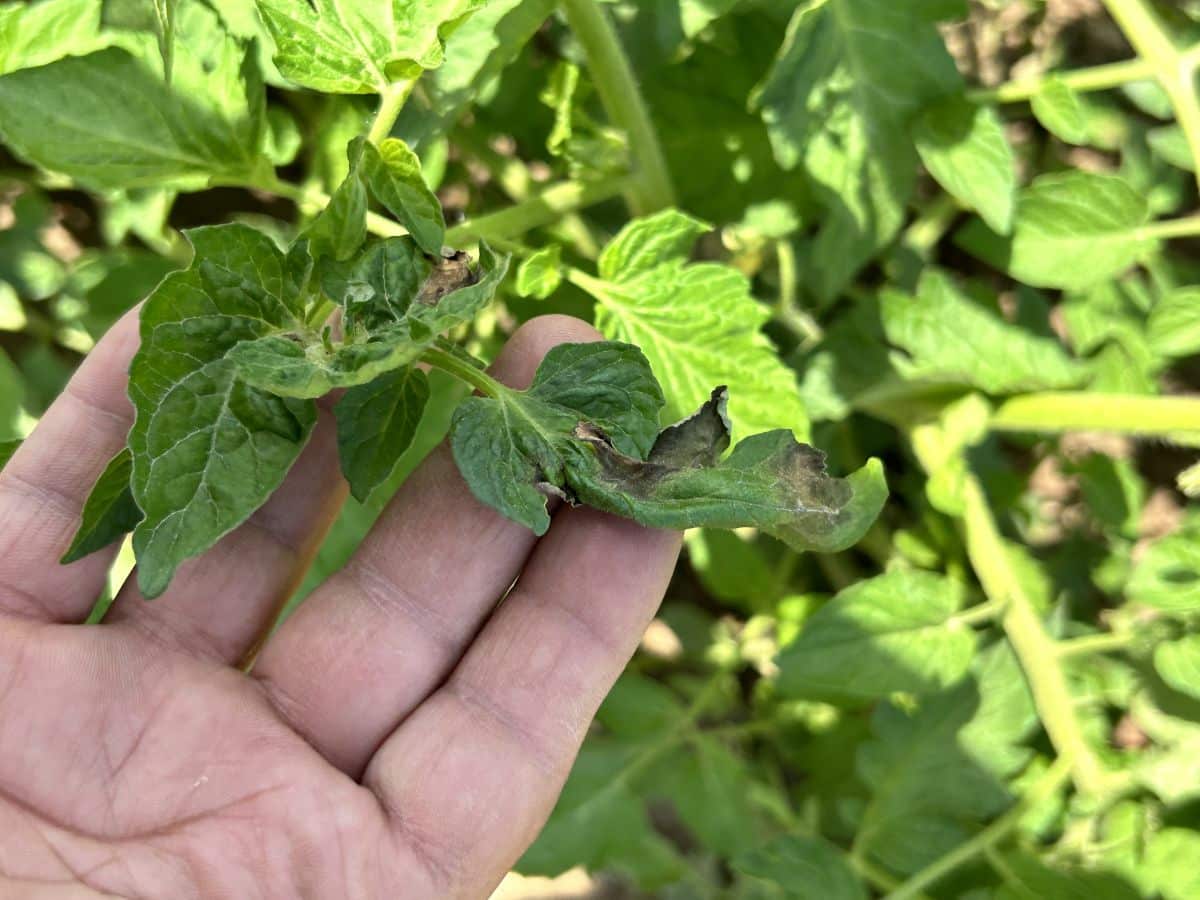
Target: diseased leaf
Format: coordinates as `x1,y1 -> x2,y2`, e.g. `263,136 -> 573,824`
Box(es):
956,172 -> 1152,290
733,835 -> 867,900
584,211 -> 810,441
0,439 -> 20,470
1154,635 -> 1200,700
255,0 -> 486,94
880,270 -> 1086,393
229,242 -> 507,397
355,137 -> 445,255
335,366 -> 430,501
1031,77 -> 1089,145
777,570 -> 976,704
452,346 -> 884,551
0,0 -> 105,75
0,2 -> 265,190
515,244 -> 563,299
914,97 -> 1015,234
754,0 -> 960,299
61,448 -> 142,563
128,223 -> 316,598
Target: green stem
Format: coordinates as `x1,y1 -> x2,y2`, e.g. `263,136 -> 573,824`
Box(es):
904,194 -> 960,257
367,79 -> 416,145
1103,0 -> 1200,187
968,56 -> 1155,103
773,239 -> 823,345
991,393 -> 1200,438
885,755 -> 1074,900
949,598 -> 1007,628
1056,631 -> 1138,659
853,858 -> 915,897
559,0 -> 675,214
1136,215 -> 1200,241
445,174 -> 634,245
962,474 -> 1110,796
419,346 -> 505,397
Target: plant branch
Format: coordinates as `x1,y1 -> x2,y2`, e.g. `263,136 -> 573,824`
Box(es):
962,474 -> 1110,796
1135,215 -> 1200,241
884,755 -> 1074,900
1103,0 -> 1200,186
991,393 -> 1200,438
560,0 -> 675,214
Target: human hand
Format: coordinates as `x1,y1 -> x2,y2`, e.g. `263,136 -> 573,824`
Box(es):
0,310 -> 682,899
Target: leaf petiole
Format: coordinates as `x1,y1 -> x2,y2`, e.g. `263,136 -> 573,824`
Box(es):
367,79 -> 417,146
418,345 -> 504,397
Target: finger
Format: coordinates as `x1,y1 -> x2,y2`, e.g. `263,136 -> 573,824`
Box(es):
364,509 -> 681,898
253,315 -> 602,776
0,308 -> 140,623
103,397 -> 347,666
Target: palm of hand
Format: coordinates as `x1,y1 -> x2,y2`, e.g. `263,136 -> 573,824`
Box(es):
0,312 -> 680,899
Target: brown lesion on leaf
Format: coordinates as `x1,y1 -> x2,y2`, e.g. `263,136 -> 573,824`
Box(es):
417,249 -> 478,305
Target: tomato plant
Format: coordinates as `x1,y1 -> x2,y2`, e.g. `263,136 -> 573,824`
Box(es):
1,0 -> 1199,896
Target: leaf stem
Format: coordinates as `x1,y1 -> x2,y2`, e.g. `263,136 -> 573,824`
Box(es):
444,173 -> 635,245
1135,215 -> 1200,241
419,346 -> 504,397
961,474 -> 1110,797
1056,631 -> 1138,659
991,393 -> 1200,438
367,79 -> 416,146
884,754 -> 1074,900
948,598 -> 1007,628
968,56 -> 1155,103
1102,0 -> 1200,187
773,239 -> 823,345
559,0 -> 675,214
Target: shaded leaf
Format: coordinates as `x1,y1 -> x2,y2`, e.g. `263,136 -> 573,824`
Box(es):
1031,77 -> 1089,145
777,569 -> 977,704
733,835 -> 866,900
1154,634 -> 1200,701
335,366 -> 430,501
957,172 -> 1152,291
61,448 -> 142,563
914,97 -> 1015,234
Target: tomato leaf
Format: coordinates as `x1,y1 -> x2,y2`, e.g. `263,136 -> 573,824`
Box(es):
61,448 -> 142,564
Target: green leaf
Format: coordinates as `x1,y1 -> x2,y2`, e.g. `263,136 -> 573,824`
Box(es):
1148,286 -> 1200,358
1031,77 -> 1089,145
0,3 -> 265,190
515,244 -> 563,299
956,172 -> 1152,291
777,569 -> 976,703
0,439 -> 20,471
1154,634 -> 1200,701
255,0 -> 486,94
585,211 -> 810,442
518,741 -> 684,887
596,674 -> 683,738
128,223 -> 316,598
598,209 -> 709,282
1146,829 -> 1200,900
994,851 -> 1142,900
61,448 -> 142,564
913,97 -> 1016,234
1148,124 -> 1194,172
855,676 -> 1014,874
754,0 -> 960,299
1128,531 -> 1200,614
335,367 -> 429,502
0,0 -> 105,75
733,835 -> 866,900
880,270 -> 1086,393
103,0 -> 178,81
303,150 -> 367,262
229,242 -> 507,397
354,137 -> 445,255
